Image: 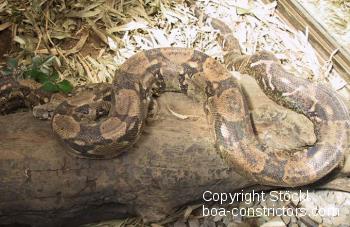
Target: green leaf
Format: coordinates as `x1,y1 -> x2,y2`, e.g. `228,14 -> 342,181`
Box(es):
50,70 -> 60,82
57,80 -> 73,93
24,69 -> 50,83
41,81 -> 60,93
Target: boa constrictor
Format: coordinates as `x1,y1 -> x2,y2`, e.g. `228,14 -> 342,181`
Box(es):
0,9 -> 349,187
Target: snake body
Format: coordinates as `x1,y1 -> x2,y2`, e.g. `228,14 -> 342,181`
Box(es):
0,9 -> 349,187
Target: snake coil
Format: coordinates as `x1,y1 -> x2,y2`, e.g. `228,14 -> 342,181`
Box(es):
1,8 -> 349,187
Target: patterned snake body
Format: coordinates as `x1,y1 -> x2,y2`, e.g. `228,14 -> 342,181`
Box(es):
1,10 -> 349,187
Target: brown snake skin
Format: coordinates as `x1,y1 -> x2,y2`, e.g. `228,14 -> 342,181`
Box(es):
0,9 -> 349,187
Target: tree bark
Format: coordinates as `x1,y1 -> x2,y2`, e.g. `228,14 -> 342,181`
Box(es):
0,77 -> 348,226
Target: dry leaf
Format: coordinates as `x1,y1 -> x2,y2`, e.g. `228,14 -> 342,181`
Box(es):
0,22 -> 11,31
167,105 -> 199,120
108,21 -> 149,33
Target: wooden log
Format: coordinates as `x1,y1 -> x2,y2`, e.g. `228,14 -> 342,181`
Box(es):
0,93 -> 253,227
0,77 -> 347,226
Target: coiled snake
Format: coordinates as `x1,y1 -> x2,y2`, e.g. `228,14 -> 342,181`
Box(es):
0,9 -> 349,187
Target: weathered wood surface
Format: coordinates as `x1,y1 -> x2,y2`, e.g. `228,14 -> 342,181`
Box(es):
0,76 -> 348,226
0,96 -> 250,226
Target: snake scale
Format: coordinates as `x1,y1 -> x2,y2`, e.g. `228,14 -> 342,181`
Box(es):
0,8 -> 349,187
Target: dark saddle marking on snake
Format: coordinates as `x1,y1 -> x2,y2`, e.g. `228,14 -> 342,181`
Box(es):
1,8 -> 349,187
